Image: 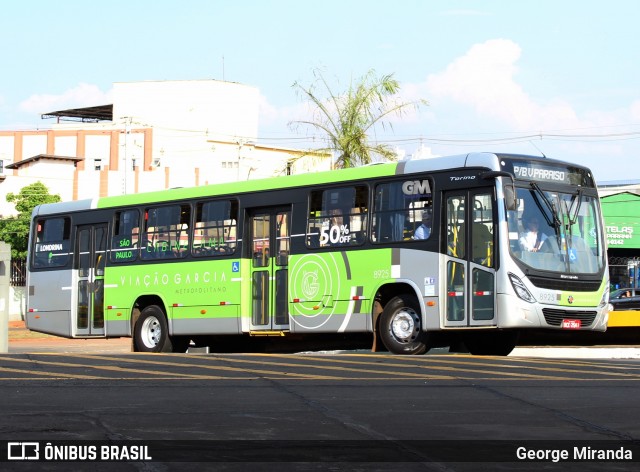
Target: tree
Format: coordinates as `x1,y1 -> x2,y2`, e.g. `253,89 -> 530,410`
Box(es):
0,182 -> 61,259
290,69 -> 427,168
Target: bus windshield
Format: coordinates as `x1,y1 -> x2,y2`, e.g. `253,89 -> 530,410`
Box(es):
508,185 -> 605,274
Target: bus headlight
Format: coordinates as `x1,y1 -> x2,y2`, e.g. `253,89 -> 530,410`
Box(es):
508,273 -> 536,303
599,285 -> 609,308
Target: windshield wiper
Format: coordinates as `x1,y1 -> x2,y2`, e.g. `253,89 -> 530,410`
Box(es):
568,188 -> 584,226
530,182 -> 561,228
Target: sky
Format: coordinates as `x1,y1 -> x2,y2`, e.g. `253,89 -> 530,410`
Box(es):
1,0 -> 639,182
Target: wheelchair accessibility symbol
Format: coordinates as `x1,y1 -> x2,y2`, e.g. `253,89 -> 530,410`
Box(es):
232,262 -> 240,273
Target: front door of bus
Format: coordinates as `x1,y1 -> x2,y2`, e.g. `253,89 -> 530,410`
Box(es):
249,207 -> 291,331
76,224 -> 107,336
444,190 -> 497,327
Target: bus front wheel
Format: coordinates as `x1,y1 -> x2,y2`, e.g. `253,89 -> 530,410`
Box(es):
134,305 -> 172,353
379,295 -> 428,355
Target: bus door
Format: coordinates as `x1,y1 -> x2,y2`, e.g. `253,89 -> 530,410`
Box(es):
444,190 -> 497,327
248,207 -> 291,331
75,224 -> 107,336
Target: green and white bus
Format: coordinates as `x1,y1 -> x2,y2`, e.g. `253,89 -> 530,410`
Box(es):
26,152 -> 610,355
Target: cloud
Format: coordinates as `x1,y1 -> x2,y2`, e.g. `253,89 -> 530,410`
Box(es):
19,83 -> 112,114
631,100 -> 640,121
422,39 -> 638,134
258,93 -> 307,130
414,40 -> 640,180
425,39 -> 541,129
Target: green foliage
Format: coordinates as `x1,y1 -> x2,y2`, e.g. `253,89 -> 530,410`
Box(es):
0,182 -> 61,259
291,69 -> 427,168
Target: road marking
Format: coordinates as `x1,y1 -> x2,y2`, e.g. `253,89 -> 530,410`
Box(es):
1,353 -> 639,382
60,354 -> 348,380
0,365 -> 105,380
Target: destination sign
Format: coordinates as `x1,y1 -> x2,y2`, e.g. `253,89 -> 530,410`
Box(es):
503,160 -> 595,187
513,165 -> 566,182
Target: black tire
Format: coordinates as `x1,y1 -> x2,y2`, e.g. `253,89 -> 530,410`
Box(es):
464,331 -> 519,356
134,305 -> 172,352
379,295 -> 428,355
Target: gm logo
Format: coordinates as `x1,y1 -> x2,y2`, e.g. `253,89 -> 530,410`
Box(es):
402,180 -> 431,195
7,442 -> 39,460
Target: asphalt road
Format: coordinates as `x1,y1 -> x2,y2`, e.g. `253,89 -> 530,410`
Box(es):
1,349 -> 639,472
3,324 -> 640,471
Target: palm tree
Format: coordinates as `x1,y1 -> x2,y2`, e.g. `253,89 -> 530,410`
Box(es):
290,69 -> 427,168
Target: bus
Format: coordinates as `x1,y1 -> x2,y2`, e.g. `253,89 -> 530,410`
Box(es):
25,152 -> 610,355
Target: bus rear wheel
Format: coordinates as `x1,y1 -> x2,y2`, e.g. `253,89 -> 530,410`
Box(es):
379,295 -> 428,355
134,305 -> 172,353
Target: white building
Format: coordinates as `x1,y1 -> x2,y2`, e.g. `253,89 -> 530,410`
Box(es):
0,79 -> 331,217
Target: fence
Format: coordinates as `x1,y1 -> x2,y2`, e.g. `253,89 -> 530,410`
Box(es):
10,259 -> 25,286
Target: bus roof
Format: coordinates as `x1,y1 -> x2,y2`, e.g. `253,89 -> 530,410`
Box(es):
31,152 -> 593,215
95,152 -> 508,209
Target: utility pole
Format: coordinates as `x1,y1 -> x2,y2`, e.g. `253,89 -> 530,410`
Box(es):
122,117 -> 132,195
0,242 -> 11,353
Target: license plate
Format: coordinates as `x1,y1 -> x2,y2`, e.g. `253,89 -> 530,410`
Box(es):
561,319 -> 581,329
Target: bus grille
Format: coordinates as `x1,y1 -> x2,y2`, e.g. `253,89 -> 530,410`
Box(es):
542,308 -> 597,327
528,276 -> 601,292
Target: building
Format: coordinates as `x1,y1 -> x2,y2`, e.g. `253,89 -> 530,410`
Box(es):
0,79 -> 331,218
599,181 -> 640,289
0,79 -> 332,321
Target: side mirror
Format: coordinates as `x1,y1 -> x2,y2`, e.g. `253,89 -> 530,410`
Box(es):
504,183 -> 518,211
481,171 -> 518,211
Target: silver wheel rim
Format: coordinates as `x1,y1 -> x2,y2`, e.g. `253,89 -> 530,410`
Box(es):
141,316 -> 161,348
390,308 -> 419,343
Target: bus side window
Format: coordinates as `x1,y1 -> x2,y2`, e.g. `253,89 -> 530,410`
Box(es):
192,199 -> 238,257
306,186 -> 368,248
372,179 -> 432,244
142,205 -> 190,260
110,209 -> 139,263
32,217 -> 72,269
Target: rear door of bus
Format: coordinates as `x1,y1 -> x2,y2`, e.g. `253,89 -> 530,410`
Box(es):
248,207 -> 291,331
75,224 -> 107,336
